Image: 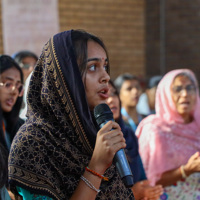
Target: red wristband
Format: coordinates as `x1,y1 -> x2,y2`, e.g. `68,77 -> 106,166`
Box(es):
85,166 -> 109,181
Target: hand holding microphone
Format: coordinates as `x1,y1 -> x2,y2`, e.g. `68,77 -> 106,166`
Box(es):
89,120 -> 125,172
92,103 -> 134,188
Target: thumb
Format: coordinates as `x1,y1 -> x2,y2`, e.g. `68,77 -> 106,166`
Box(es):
192,151 -> 200,159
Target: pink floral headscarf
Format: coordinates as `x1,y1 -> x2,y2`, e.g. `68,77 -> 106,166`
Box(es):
136,69 -> 200,185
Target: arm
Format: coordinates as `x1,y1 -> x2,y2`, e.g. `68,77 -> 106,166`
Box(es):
156,151 -> 200,187
70,121 -> 126,200
16,121 -> 126,200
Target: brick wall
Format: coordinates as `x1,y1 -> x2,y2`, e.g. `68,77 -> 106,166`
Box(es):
146,0 -> 200,83
1,1 -> 199,83
58,0 -> 146,80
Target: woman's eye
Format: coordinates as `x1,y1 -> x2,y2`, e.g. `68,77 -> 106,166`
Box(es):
89,64 -> 96,71
126,87 -> 132,91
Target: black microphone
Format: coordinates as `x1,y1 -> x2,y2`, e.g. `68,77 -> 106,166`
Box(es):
94,103 -> 134,188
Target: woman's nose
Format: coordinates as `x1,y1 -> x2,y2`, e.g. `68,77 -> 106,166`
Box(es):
100,70 -> 110,84
11,85 -> 18,95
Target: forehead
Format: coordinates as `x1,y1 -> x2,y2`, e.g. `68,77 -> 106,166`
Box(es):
121,79 -> 140,88
172,75 -> 193,85
22,56 -> 37,65
87,40 -> 107,58
0,67 -> 21,81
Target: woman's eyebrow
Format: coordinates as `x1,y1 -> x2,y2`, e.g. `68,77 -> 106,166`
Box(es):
87,58 -> 108,62
3,76 -> 21,83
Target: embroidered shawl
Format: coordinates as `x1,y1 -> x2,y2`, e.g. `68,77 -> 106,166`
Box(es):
136,69 -> 200,185
8,30 -> 134,199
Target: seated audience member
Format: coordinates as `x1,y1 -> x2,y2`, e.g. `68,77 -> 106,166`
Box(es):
114,73 -> 143,132
137,75 -> 162,116
106,80 -> 163,200
8,30 -> 135,200
136,69 -> 200,199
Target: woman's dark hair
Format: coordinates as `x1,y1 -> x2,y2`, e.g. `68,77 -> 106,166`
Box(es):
114,73 -> 140,92
13,50 -> 38,64
0,55 -> 24,134
71,29 -> 110,77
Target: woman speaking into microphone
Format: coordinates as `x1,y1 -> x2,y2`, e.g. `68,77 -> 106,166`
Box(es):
8,30 -> 134,200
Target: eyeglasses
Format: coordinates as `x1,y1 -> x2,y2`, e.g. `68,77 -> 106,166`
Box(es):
0,81 -> 24,96
172,84 -> 196,95
20,63 -> 34,69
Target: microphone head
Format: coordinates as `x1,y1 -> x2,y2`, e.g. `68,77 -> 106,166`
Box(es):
94,103 -> 113,126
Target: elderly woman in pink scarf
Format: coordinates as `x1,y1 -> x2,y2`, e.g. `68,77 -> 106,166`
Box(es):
136,69 -> 200,200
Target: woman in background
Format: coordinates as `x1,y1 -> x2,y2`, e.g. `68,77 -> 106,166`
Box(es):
0,55 -> 24,200
106,80 -> 163,200
136,69 -> 200,199
114,73 -> 143,132
0,55 -> 24,152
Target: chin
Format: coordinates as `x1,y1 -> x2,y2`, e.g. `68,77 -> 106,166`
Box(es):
2,107 -> 12,113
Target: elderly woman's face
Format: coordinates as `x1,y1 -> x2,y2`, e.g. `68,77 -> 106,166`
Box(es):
171,75 -> 196,120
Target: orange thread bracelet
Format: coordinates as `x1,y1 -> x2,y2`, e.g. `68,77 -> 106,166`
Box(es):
85,166 -> 109,181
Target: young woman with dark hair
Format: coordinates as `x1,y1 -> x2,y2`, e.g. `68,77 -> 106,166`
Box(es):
0,55 -> 24,200
0,55 -> 24,151
8,30 -> 135,200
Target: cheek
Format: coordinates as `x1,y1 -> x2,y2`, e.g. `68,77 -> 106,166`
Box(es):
120,91 -> 128,101
191,96 -> 197,109
171,92 -> 177,104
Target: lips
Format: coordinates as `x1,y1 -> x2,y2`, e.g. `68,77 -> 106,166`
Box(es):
131,96 -> 140,102
110,106 -> 117,112
6,98 -> 15,107
180,101 -> 190,105
98,86 -> 109,99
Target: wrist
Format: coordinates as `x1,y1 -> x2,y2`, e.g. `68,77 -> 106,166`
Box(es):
183,165 -> 191,177
180,165 -> 187,179
88,162 -> 106,175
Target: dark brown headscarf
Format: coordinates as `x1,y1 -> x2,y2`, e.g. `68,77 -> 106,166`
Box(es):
8,30 -> 134,199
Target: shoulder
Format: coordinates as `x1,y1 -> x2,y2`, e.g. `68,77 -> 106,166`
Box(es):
136,114 -> 162,138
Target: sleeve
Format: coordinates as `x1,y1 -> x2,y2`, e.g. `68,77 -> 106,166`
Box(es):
17,187 -> 53,200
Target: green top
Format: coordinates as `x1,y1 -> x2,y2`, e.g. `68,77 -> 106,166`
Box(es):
17,187 -> 53,200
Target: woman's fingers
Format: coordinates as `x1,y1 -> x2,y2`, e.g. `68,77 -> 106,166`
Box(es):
90,120 -> 126,173
143,185 -> 163,199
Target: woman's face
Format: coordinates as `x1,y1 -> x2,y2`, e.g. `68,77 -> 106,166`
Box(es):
0,67 -> 22,112
83,40 -> 110,110
171,75 -> 196,120
119,79 -> 141,108
20,56 -> 37,81
106,83 -> 120,120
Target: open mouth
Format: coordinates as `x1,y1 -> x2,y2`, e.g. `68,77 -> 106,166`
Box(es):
6,98 -> 14,107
